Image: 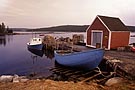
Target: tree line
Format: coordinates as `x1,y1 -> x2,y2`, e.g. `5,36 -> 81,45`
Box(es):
29,25 -> 89,32
0,22 -> 13,34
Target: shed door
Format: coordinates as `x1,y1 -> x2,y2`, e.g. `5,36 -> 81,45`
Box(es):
92,32 -> 102,47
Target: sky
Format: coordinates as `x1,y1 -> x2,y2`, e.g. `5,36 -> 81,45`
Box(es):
0,0 -> 135,28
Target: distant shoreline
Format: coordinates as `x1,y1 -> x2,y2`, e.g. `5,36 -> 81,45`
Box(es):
11,25 -> 135,32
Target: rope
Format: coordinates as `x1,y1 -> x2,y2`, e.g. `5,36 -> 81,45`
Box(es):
95,67 -> 115,78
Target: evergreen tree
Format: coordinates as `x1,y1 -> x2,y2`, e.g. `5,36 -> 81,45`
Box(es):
1,22 -> 6,33
0,22 -> 12,34
6,26 -> 9,33
7,26 -> 13,33
0,24 -> 2,33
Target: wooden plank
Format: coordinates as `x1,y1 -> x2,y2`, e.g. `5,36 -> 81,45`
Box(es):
65,71 -> 82,76
51,67 -> 68,72
81,73 -> 101,82
49,67 -> 61,71
78,77 -> 86,81
61,69 -> 76,74
70,71 -> 98,80
77,70 -> 95,77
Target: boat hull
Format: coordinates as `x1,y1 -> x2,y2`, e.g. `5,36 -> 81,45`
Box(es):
27,43 -> 43,50
54,49 -> 104,70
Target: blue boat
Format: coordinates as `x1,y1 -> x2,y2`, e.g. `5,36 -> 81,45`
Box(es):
54,49 -> 104,70
27,38 -> 43,50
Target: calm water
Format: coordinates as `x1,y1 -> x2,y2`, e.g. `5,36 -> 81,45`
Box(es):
0,34 -> 55,77
0,32 -> 86,77
0,32 -> 134,77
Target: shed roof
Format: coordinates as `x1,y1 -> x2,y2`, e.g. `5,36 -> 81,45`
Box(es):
127,26 -> 135,32
98,15 -> 129,31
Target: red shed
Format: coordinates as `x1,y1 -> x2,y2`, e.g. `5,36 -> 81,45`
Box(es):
86,15 -> 130,50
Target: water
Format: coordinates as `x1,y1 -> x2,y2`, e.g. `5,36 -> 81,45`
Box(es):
0,32 -> 134,77
0,34 -> 55,77
0,32 -> 86,77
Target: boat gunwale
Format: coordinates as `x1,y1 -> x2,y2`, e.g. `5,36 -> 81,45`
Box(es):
27,42 -> 43,46
55,48 -> 104,56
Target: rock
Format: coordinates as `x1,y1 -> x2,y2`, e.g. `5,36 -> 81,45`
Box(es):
53,74 -> 58,80
105,77 -> 123,86
20,78 -> 29,82
13,75 -> 29,83
36,79 -> 40,81
57,75 -> 62,81
111,59 -> 122,63
0,75 -> 29,83
19,76 -> 27,79
0,75 -> 14,82
13,74 -> 20,83
64,81 -> 69,83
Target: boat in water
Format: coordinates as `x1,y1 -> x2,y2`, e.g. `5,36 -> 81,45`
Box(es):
54,48 -> 104,70
27,38 -> 43,50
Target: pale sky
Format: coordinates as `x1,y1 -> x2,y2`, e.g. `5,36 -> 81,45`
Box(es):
0,0 -> 135,28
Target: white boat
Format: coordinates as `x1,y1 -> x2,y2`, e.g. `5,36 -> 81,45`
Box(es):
27,38 -> 43,50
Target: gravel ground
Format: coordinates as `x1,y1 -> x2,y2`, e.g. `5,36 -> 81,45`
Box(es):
104,50 -> 135,78
104,50 -> 135,60
0,79 -> 135,90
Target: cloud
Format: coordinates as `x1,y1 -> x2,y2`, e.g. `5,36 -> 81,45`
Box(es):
0,0 -> 10,12
0,0 -> 135,28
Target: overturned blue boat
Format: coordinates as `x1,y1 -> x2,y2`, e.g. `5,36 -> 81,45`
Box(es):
54,49 -> 104,70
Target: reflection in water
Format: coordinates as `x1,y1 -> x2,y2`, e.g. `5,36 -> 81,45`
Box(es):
30,54 -> 38,77
27,47 -> 55,77
44,50 -> 54,59
28,47 -> 54,59
0,35 -> 6,46
31,55 -> 38,64
0,35 -> 13,46
28,47 -> 44,57
0,33 -> 85,76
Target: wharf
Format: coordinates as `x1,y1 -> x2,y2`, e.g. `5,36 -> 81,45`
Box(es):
42,34 -> 135,81
48,49 -> 135,82
104,50 -> 135,80
48,64 -> 113,83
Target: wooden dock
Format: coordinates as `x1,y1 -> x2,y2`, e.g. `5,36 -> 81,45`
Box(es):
47,54 -> 135,83
47,64 -> 114,83
104,50 -> 135,80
